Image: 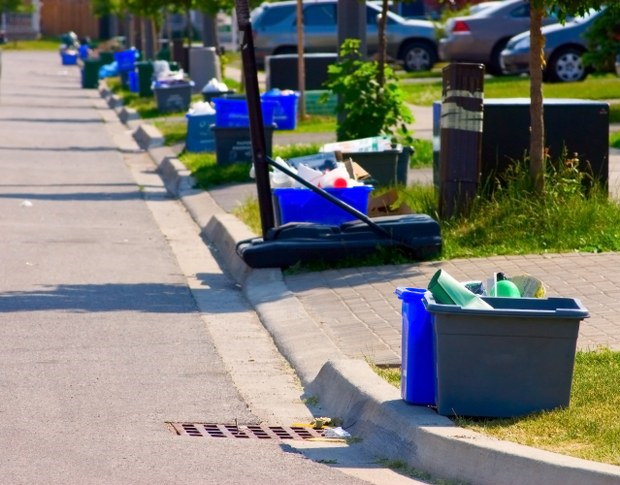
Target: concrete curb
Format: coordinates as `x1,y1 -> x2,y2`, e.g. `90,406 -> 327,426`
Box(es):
308,360 -> 620,485
99,87 -> 620,484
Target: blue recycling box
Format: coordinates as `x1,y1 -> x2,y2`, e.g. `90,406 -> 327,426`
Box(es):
186,114 -> 216,152
395,287 -> 435,406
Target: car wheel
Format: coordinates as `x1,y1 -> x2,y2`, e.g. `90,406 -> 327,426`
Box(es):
487,38 -> 510,76
546,47 -> 587,82
401,42 -> 435,72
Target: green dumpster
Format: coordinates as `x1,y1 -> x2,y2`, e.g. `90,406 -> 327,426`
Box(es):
99,51 -> 114,65
136,61 -> 154,97
82,59 -> 102,89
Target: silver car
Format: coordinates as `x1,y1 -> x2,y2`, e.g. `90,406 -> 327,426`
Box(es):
501,9 -> 605,82
251,0 -> 438,71
439,0 -> 560,75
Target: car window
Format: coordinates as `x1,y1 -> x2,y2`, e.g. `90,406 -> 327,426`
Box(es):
304,4 -> 337,26
257,5 -> 295,27
366,6 -> 396,25
510,4 -> 530,18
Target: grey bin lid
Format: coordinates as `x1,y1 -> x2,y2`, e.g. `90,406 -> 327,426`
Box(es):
424,293 -> 589,319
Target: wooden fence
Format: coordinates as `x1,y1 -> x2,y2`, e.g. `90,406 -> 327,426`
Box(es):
40,0 -> 99,39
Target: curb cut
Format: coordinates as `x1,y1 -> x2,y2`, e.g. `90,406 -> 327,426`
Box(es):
99,86 -> 620,485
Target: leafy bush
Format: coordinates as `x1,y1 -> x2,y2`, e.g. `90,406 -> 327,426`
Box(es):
323,39 -> 413,142
583,6 -> 620,72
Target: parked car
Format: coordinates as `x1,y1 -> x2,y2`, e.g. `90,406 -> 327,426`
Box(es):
500,9 -> 605,82
250,0 -> 439,71
439,0 -> 561,75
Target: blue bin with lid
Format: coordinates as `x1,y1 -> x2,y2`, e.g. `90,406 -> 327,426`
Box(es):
272,186 -> 373,225
128,70 -> 139,93
395,287 -> 435,406
261,90 -> 299,130
212,97 -> 277,128
186,114 -> 216,152
114,48 -> 138,72
61,51 -> 78,65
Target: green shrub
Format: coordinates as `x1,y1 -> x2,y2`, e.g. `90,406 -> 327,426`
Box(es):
323,39 -> 413,142
584,6 -> 620,73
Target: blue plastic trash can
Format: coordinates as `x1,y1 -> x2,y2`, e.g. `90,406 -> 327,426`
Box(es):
395,287 -> 435,406
261,90 -> 299,130
186,114 -> 216,152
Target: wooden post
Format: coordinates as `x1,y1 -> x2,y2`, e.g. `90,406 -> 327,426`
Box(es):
439,63 -> 484,219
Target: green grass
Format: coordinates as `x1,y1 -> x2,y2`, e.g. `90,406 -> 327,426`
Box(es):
153,120 -> 186,146
294,115 -> 337,133
456,349 -> 620,466
610,103 -> 620,124
1,37 -> 61,51
611,131 -> 620,148
374,349 -> 620,466
410,139 -> 433,168
402,74 -> 620,107
234,154 -> 620,263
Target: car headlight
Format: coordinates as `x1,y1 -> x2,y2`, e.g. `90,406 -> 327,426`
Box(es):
512,37 -> 530,51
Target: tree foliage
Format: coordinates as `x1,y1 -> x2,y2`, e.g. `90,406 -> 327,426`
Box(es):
583,5 -> 620,72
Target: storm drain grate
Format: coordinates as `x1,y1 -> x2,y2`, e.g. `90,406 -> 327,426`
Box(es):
169,423 -> 325,441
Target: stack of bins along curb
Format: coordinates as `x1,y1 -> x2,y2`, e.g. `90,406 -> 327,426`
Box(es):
211,97 -> 277,165
395,288 -> 435,406
114,48 -> 138,89
185,112 -> 216,152
423,293 -> 589,417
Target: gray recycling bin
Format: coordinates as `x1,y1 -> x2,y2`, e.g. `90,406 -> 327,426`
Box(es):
423,293 -> 589,418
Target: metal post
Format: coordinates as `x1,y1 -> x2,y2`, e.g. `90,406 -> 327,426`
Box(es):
235,0 -> 275,237
439,63 -> 484,219
337,0 -> 366,57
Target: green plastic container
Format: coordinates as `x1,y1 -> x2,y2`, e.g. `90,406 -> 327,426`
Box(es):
136,61 -> 154,97
81,59 -> 102,88
99,51 -> 114,65
304,90 -> 337,115
424,293 -> 589,418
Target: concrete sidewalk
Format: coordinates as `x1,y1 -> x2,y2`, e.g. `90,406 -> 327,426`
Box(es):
116,87 -> 620,484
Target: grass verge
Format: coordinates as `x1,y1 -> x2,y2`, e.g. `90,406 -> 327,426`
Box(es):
402,74 -> 620,106
1,37 -> 60,51
611,131 -> 620,149
234,154 -> 620,261
410,139 -> 433,168
373,349 -> 620,466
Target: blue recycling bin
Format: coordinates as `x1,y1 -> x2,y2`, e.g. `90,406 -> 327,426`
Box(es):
261,90 -> 299,130
395,287 -> 435,406
128,70 -> 139,93
186,113 -> 216,152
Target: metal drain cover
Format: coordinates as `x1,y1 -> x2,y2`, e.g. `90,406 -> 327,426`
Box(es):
169,423 -> 326,441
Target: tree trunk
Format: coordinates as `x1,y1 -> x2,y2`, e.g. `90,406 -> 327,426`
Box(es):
296,0 -> 306,119
150,17 -> 159,58
140,17 -> 147,57
202,12 -> 220,52
529,6 -> 545,194
377,0 -> 389,88
186,7 -> 193,50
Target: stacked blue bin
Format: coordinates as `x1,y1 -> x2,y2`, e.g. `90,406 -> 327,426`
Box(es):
114,49 -> 138,72
186,112 -> 216,152
261,90 -> 299,130
210,97 -> 277,165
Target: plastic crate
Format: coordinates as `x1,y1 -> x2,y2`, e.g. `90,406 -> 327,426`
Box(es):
153,82 -> 192,113
212,125 -> 275,165
114,49 -> 138,72
212,98 -> 277,128
305,90 -> 337,115
423,293 -> 589,418
186,114 -> 216,152
273,186 -> 373,225
61,51 -> 78,65
395,287 -> 435,406
261,91 -> 299,130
